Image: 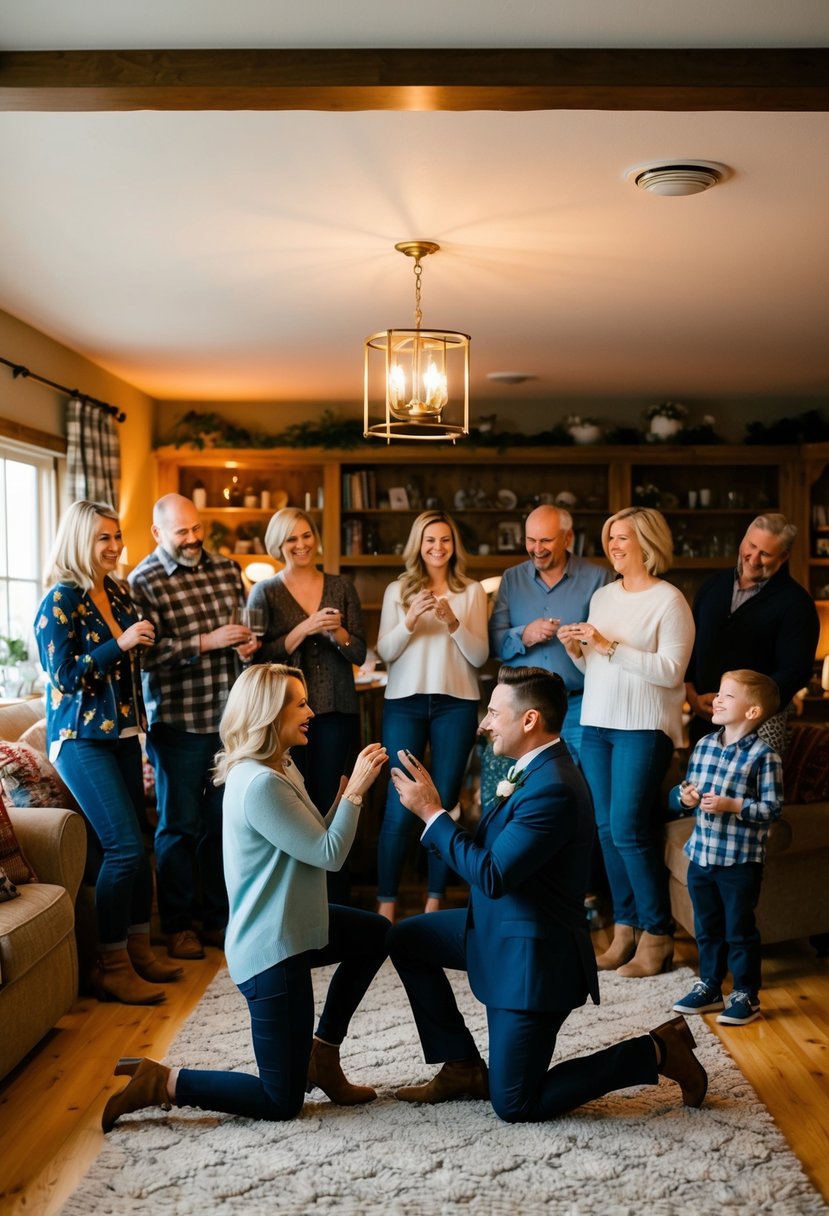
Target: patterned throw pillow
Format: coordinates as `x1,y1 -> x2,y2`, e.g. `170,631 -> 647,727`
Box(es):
0,864 -> 20,901
0,739 -> 80,813
0,797 -> 37,884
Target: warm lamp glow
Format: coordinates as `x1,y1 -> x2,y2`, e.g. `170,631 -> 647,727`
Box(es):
816,602 -> 829,661
244,561 -> 278,583
822,655 -> 829,693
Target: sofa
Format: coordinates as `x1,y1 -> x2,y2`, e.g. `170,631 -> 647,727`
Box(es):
0,698 -> 86,1081
664,721 -> 829,949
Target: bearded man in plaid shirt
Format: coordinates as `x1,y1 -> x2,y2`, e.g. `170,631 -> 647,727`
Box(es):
130,494 -> 257,961
668,669 -> 783,1027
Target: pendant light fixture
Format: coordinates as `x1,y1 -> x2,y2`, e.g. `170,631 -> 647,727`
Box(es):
364,241 -> 470,443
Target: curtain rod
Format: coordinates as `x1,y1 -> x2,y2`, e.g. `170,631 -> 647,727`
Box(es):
0,355 -> 127,423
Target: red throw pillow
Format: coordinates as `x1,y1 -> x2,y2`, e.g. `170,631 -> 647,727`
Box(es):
0,739 -> 80,814
0,796 -> 37,884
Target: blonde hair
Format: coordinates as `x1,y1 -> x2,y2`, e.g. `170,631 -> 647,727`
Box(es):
601,507 -> 674,576
398,511 -> 469,608
264,508 -> 322,562
45,499 -> 119,591
721,669 -> 781,723
213,664 -> 306,783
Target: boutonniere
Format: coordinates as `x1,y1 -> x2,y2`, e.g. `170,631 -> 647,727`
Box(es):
495,766 -> 527,801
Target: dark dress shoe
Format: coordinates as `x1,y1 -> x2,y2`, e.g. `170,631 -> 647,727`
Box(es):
650,1015 -> 708,1107
396,1058 -> 489,1104
166,929 -> 205,960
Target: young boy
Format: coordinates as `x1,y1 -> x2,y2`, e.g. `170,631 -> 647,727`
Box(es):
670,669 -> 783,1026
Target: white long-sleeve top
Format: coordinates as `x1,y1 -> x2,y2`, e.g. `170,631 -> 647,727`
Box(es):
574,579 -> 695,746
377,578 -> 489,701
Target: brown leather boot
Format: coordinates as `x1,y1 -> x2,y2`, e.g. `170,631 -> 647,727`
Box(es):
650,1016 -> 708,1107
616,931 -> 674,978
101,1057 -> 173,1132
396,1058 -> 489,1104
127,933 -> 184,983
91,949 -> 167,1005
594,924 -> 638,971
306,1039 -> 377,1105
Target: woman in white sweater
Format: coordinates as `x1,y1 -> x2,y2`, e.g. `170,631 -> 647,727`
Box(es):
558,508 -> 695,978
376,511 -> 489,921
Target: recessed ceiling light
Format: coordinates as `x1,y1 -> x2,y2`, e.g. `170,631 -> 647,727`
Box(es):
627,160 -> 730,197
486,372 -> 538,384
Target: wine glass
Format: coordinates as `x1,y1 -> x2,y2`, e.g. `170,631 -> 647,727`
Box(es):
234,606 -> 265,636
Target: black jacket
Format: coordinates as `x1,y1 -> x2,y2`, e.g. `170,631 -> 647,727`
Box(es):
686,564 -> 819,706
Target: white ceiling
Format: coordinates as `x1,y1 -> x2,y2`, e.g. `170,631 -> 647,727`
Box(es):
1,1 -> 828,411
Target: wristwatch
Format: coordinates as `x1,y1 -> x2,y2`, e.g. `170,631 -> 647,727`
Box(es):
345,792 -> 363,806
607,640 -> 620,660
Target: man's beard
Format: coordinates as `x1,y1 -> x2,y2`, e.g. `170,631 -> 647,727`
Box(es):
172,542 -> 203,568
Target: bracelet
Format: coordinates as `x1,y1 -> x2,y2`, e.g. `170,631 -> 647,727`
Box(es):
607,640 -> 619,660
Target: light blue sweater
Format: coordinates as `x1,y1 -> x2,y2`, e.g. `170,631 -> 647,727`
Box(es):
222,758 -> 360,985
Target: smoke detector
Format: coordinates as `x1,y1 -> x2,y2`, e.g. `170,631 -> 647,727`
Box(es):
628,160 -> 730,197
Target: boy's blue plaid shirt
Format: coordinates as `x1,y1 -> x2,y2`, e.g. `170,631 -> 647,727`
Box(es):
670,728 -> 783,867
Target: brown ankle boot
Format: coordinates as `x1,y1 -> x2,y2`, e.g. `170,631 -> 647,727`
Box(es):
396,1058 -> 489,1104
594,924 -> 638,971
306,1039 -> 377,1105
92,949 -> 167,1005
616,931 -> 674,978
127,933 -> 184,983
101,1057 -> 173,1132
650,1016 -> 708,1107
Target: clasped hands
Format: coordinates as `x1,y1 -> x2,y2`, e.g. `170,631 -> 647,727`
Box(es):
405,590 -> 459,633
556,621 -> 613,658
679,781 -> 740,816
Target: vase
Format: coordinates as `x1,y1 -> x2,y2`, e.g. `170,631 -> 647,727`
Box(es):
568,424 -> 602,445
649,416 -> 683,440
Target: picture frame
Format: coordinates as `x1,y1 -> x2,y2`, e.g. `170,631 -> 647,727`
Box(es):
816,536 -> 829,557
388,486 -> 410,510
497,521 -> 523,552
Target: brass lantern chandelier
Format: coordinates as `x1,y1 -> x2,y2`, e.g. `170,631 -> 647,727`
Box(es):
364,241 -> 470,443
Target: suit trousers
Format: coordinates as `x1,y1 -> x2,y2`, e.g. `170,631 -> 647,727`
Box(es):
389,909 -> 659,1122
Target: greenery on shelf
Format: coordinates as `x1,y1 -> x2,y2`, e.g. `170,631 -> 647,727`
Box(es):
166,405 -> 826,452
169,409 -> 364,450
744,410 -> 829,445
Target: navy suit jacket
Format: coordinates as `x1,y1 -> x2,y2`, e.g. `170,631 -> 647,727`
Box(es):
425,740 -> 599,1014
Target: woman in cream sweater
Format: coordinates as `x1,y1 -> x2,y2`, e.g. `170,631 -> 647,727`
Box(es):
558,507 -> 695,979
376,511 -> 489,921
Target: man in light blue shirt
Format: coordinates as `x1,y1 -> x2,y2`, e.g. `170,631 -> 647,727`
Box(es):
489,505 -> 612,762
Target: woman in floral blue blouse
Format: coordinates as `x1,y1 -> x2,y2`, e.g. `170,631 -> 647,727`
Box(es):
35,500 -> 181,1005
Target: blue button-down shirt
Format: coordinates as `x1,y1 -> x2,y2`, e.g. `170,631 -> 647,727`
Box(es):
669,728 -> 783,867
489,556 -> 613,691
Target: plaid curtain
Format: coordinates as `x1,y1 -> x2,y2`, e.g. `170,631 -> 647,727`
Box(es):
66,397 -> 121,507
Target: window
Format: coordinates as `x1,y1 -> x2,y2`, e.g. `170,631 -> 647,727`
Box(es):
0,437 -> 59,657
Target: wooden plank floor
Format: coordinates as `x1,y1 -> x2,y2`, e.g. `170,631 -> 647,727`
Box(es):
0,930 -> 827,1215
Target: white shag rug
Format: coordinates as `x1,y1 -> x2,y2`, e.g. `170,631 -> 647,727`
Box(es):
63,961 -> 827,1216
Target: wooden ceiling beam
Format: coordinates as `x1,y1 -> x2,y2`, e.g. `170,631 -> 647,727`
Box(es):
1,48 -> 828,112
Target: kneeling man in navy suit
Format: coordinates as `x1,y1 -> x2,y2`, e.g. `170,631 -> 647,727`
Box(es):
387,665 -> 706,1121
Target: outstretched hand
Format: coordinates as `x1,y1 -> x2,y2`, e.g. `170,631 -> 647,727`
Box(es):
390,750 -> 444,823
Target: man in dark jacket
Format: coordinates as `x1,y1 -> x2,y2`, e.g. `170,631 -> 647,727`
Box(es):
685,514 -> 819,749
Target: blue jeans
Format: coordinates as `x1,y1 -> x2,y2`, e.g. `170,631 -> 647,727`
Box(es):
579,725 -> 673,935
55,737 -> 151,946
147,723 -> 228,934
175,905 -> 389,1120
377,694 -> 479,902
688,859 -> 764,996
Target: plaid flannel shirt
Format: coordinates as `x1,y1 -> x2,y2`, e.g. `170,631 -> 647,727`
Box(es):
128,546 -> 247,734
672,728 -> 783,867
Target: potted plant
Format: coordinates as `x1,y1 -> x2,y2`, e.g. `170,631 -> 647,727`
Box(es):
563,414 -> 603,445
644,401 -> 688,440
